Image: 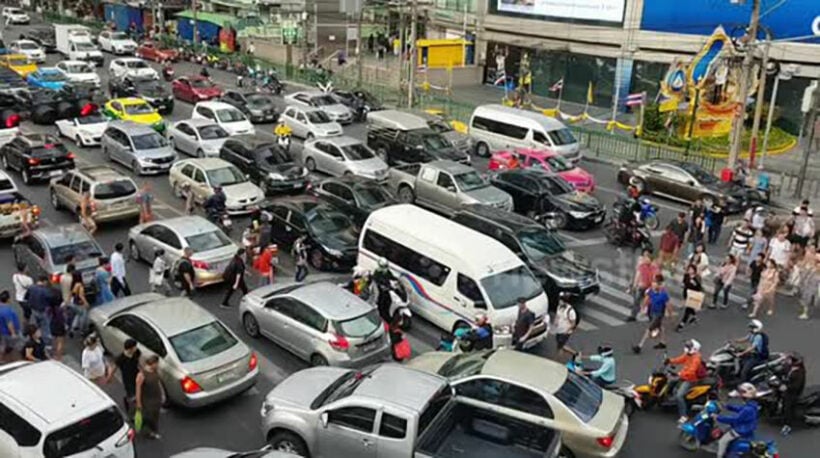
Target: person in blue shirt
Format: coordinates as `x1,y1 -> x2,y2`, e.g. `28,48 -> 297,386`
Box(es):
716,382 -> 760,458
756,165 -> 771,203
632,275 -> 669,354
585,344 -> 617,387
0,290 -> 22,363
733,319 -> 769,382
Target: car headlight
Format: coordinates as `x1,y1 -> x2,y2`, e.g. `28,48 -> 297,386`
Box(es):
494,325 -> 511,335
268,172 -> 284,181
324,247 -> 344,258
569,210 -> 591,218
551,274 -> 579,288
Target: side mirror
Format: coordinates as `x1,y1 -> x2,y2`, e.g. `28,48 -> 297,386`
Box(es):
320,412 -> 329,428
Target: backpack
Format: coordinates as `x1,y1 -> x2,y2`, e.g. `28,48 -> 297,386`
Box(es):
758,332 -> 770,359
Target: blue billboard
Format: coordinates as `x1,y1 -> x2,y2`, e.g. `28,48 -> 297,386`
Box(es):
642,0 -> 820,43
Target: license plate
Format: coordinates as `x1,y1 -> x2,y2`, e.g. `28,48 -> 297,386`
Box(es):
49,170 -> 62,176
158,105 -> 166,111
217,372 -> 238,384
293,183 -> 301,188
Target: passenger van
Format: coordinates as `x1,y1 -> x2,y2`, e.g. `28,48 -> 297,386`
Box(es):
468,104 -> 582,163
358,204 -> 550,348
0,361 -> 135,458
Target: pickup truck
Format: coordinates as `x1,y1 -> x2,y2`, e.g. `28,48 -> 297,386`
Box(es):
261,364 -> 562,458
366,126 -> 470,166
388,160 -> 513,216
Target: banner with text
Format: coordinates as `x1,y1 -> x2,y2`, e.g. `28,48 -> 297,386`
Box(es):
494,0 -> 626,25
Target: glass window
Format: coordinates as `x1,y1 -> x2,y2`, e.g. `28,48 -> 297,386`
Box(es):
108,315 -> 138,336
123,103 -> 154,115
215,109 -> 246,123
538,175 -> 574,195
499,172 -> 532,189
502,384 -> 553,418
93,180 -> 137,200
206,166 -> 245,187
471,116 -> 528,140
193,169 -> 206,183
417,387 -> 452,436
305,207 -> 352,237
542,155 -> 572,173
49,241 -> 101,265
28,238 -> 46,259
546,128 -> 577,146
180,164 -> 194,178
152,226 -> 182,250
327,407 -> 376,433
272,298 -> 327,332
306,111 -> 331,123
362,230 -> 451,287
197,125 -> 228,140
532,131 -> 551,146
128,317 -> 166,356
69,175 -> 82,193
453,171 -> 488,192
185,231 -> 232,253
438,351 -> 493,378
76,115 -> 106,125
353,185 -> 392,210
479,265 -> 543,310
340,143 -> 375,160
334,309 -> 380,338
270,206 -> 289,221
0,401 -> 42,447
322,182 -> 348,200
420,167 -> 437,182
43,407 -> 124,458
517,229 -> 565,261
436,173 -> 454,189
457,273 -> 484,304
255,145 -> 293,165
169,321 -> 238,363
379,413 -> 407,439
132,133 -> 168,150
552,371 -> 603,422
455,378 -> 504,404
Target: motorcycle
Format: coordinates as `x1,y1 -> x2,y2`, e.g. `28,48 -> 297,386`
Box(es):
371,278 -> 412,330
708,343 -> 788,388
162,64 -> 175,82
613,198 -> 659,230
207,209 -> 232,234
745,373 -> 820,427
634,364 -> 718,412
678,400 -> 779,457
603,218 -> 653,252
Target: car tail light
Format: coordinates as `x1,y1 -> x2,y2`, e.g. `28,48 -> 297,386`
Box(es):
249,352 -> 258,371
50,273 -> 61,284
27,158 -> 40,166
191,259 -> 210,269
180,376 -> 202,394
596,436 -> 614,449
115,428 -> 135,447
66,152 -> 76,160
5,114 -> 20,128
329,333 -> 349,351
80,103 -> 97,117
31,205 -> 41,216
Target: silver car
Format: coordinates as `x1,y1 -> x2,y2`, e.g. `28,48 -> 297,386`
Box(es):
301,136 -> 388,180
168,158 -> 265,215
101,121 -> 176,175
240,281 -> 391,367
168,118 -> 230,158
90,293 -> 259,408
128,215 -> 240,286
280,106 -> 343,140
170,447 -> 295,458
285,91 -> 353,124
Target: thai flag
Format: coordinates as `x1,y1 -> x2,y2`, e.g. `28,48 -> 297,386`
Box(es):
626,92 -> 646,107
493,72 -> 507,86
550,78 -> 564,92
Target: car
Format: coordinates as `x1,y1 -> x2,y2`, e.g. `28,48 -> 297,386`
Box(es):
108,75 -> 174,114
219,90 -> 278,123
168,118 -> 230,158
0,133 -> 75,184
366,110 -> 470,165
103,97 -> 165,132
50,165 -> 140,223
19,28 -> 57,53
172,76 -> 224,103
617,159 -> 760,213
407,349 -> 629,458
192,101 -> 255,136
0,169 -> 19,194
55,60 -> 101,88
12,224 -> 104,296
0,191 -> 41,239
0,66 -> 28,92
285,91 -> 354,124
310,175 -> 397,227
263,196 -> 359,270
14,86 -> 99,125
128,216 -> 240,286
55,112 -> 109,146
169,158 -> 265,215
490,168 -> 606,229
489,148 -> 597,193
108,57 -> 159,81
218,134 -> 309,194
301,136 -> 388,180
0,91 -> 24,127
170,447 -> 294,458
280,106 -> 342,140
101,121 -> 176,175
417,110 -> 474,156
0,53 -> 38,78
97,30 -> 138,55
330,88 -> 383,120
90,293 -> 259,408
9,39 -> 46,63
25,67 -> 69,90
1,7 -> 30,24
136,40 -> 180,62
240,281 -> 392,367
0,361 -> 135,458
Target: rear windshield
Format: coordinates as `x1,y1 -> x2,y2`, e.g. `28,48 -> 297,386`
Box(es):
170,321 -> 238,363
132,133 -> 168,150
335,309 -> 381,338
124,103 -> 155,115
77,115 -> 106,125
93,180 -> 136,200
0,177 -> 15,191
437,351 -> 494,378
31,143 -> 68,158
198,125 -> 228,140
341,143 -> 375,161
49,240 -> 101,265
552,371 -> 603,422
418,387 -> 452,436
185,230 -> 232,253
125,60 -> 148,69
306,110 -> 331,123
43,406 -> 124,458
216,108 -> 246,123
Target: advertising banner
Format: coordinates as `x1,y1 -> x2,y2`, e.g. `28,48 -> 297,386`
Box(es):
493,0 -> 626,24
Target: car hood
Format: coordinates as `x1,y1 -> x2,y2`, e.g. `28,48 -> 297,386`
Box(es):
315,228 -> 359,252
140,87 -> 170,99
123,111 -> 163,125
77,122 -> 108,136
193,87 -> 222,97
463,185 -> 511,206
266,366 -> 350,409
223,181 -> 263,200
431,146 -> 469,162
134,146 -> 174,158
246,102 -> 276,113
262,162 -> 305,178
549,191 -> 603,212
199,138 -> 227,153
314,122 -> 343,136
530,250 -> 596,280
558,167 -> 594,187
441,130 -> 471,147
66,73 -> 99,82
126,68 -> 157,78
348,157 -> 387,173
404,351 -> 453,375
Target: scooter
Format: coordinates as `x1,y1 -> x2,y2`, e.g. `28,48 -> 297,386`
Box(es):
207,209 -> 232,235
678,400 -> 779,457
603,218 -> 653,252
567,355 -> 642,416
275,123 -> 292,153
613,198 -> 659,230
747,373 -> 820,427
634,364 -> 718,412
708,343 -> 788,388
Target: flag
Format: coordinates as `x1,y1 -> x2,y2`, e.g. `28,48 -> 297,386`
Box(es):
549,78 -> 564,92
626,92 -> 646,107
586,82 -> 594,104
493,71 -> 507,86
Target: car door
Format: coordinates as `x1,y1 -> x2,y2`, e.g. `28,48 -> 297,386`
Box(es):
494,173 -> 536,214
51,172 -> 73,207
257,296 -> 289,346
267,206 -> 293,245
101,314 -> 139,356
662,165 -> 700,201
309,141 -> 331,173
455,272 -> 487,311
318,405 -> 378,458
434,171 -> 461,211
191,167 -> 211,204
112,129 -> 132,165
325,182 -> 359,220
275,298 -> 325,360
128,316 -> 168,361
13,235 -> 46,278
294,111 -> 310,138
3,138 -> 24,170
640,163 -> 671,195
173,122 -> 196,155
60,172 -> 82,209
324,143 -> 347,176
282,210 -> 308,247
173,78 -> 191,102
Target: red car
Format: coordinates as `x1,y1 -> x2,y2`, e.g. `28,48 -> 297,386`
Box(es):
136,41 -> 179,62
172,76 -> 223,103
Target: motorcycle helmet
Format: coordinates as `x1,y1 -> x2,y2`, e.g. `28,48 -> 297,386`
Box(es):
684,339 -> 701,354
597,344 -> 614,358
474,312 -> 488,324
377,257 -> 389,269
737,382 -> 757,399
748,319 -> 763,333
629,177 -> 641,187
640,197 -> 650,205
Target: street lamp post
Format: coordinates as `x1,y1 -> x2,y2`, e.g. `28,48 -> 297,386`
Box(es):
760,67 -> 796,166
727,0 -> 761,171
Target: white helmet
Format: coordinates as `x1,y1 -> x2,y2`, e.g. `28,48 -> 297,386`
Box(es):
748,319 -> 763,332
685,339 -> 701,354
737,382 -> 757,399
377,257 -> 389,268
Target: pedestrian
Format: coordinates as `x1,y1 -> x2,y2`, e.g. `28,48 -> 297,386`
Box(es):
176,248 -> 196,297
795,254 -> 818,320
221,249 -> 249,308
792,201 -> 815,248
110,243 -> 131,297
748,228 -> 768,263
749,259 -> 779,318
95,257 -> 115,305
69,270 -> 90,336
252,242 -> 278,287
658,224 -> 680,274
780,354 -> 807,436
0,290 -> 22,363
293,235 -> 309,282
687,243 -> 710,278
552,293 -> 577,355
367,33 -> 375,53
689,198 -> 706,224
12,263 -> 33,326
626,249 -> 658,321
48,297 -> 66,361
247,41 -> 256,56
149,248 -> 171,295
686,215 -> 706,258
632,274 -> 670,354
107,339 -> 142,412
136,182 -> 154,224
712,254 -> 738,309
748,252 -> 766,304
80,192 -> 97,235
136,355 -> 164,440
470,313 -> 494,351
24,275 -> 55,345
82,334 -> 108,385
729,220 -> 754,274
767,230 -> 792,269
182,183 -> 196,215
22,324 -> 48,361
676,264 -> 704,331
706,200 -> 725,244
750,207 -> 767,234
512,297 -> 536,350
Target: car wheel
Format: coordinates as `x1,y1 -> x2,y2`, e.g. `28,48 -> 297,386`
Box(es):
310,354 -> 329,367
131,160 -> 142,175
305,157 -> 317,172
1,154 -> 8,170
22,168 -> 32,185
553,211 -> 568,229
269,431 -> 309,456
196,148 -> 204,158
242,313 -> 260,338
309,248 -> 324,270
50,190 -> 61,210
557,446 -> 576,458
397,185 -> 415,203
129,241 -> 141,261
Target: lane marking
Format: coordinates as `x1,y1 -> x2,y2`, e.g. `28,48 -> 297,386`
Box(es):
579,306 -> 627,327
585,292 -> 633,318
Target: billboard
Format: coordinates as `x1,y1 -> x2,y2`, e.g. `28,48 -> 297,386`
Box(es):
493,0 -> 627,24
642,0 -> 820,43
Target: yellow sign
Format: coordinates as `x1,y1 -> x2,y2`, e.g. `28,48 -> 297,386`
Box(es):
659,99 -> 679,113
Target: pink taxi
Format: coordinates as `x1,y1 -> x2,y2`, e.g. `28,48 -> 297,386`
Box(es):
488,148 -> 596,192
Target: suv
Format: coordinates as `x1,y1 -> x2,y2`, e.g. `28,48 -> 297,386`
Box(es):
0,133 -> 75,184
101,121 -> 176,175
452,205 -> 600,306
219,134 -> 308,194
366,109 -> 469,166
50,165 -> 140,223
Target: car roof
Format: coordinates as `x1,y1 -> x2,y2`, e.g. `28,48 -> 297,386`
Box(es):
367,110 -> 428,130
109,120 -> 156,135
318,135 -> 360,147
267,195 -> 326,213
481,350 -> 568,393
475,104 -> 567,130
284,282 -> 373,320
176,118 -> 219,128
457,204 -> 542,232
225,134 -> 275,148
151,215 -> 221,237
58,60 -> 90,66
76,165 -> 130,182
130,297 -> 217,337
284,105 -> 321,114
354,364 -> 447,411
33,224 -> 95,247
114,97 -> 149,105
428,159 -> 475,174
17,132 -> 59,146
115,57 -> 143,62
177,157 -> 232,170
195,101 -> 234,110
36,67 -> 62,74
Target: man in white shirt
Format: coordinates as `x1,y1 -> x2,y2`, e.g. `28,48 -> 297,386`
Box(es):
110,243 -> 131,297
553,293 -> 578,356
792,200 -> 815,247
767,231 -> 791,268
12,264 -> 33,325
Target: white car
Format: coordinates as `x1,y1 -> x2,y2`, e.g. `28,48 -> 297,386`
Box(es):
285,91 -> 354,124
9,39 -> 45,63
55,60 -> 101,87
280,105 -> 343,139
0,169 -> 19,194
55,113 -> 109,146
168,118 -> 230,158
98,30 -> 137,55
108,57 -> 159,80
169,158 -> 265,215
191,101 -> 255,136
2,7 -> 29,25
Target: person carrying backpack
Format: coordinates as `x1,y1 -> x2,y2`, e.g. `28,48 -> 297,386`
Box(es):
733,319 -> 769,382
552,292 -> 578,355
666,339 -> 705,423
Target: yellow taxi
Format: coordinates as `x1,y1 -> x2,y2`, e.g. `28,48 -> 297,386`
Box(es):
0,53 -> 38,78
103,97 -> 165,133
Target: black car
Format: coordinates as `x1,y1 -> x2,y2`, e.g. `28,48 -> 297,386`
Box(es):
311,176 -> 397,227
19,29 -> 57,53
263,196 -> 359,271
108,76 -> 174,115
219,135 -> 309,194
452,205 -> 600,306
0,67 -> 28,93
220,90 -> 278,124
0,89 -> 24,126
367,126 -> 469,166
331,89 -> 383,121
490,169 -> 605,230
0,133 -> 75,184
14,85 -> 100,125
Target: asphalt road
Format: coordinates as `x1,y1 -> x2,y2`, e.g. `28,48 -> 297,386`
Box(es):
0,21 -> 817,458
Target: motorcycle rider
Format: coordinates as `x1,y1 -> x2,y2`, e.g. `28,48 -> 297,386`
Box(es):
203,186 -> 227,223
667,339 -> 705,424
469,313 -> 493,351
584,344 -> 617,387
780,353 -> 807,436
716,383 -> 760,458
199,65 -> 211,79
274,122 -> 292,152
732,319 -> 769,382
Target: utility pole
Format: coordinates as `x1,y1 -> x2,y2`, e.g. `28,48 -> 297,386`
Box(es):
727,0 -> 761,171
748,34 -> 771,167
356,3 -> 364,87
795,82 -> 819,198
407,0 -> 418,108
313,3 -> 319,55
397,6 -> 406,95
192,0 -> 199,45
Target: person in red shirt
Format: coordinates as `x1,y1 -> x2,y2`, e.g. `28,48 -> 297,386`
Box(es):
666,339 -> 704,423
627,249 -> 659,321
658,224 -> 680,274
253,243 -> 278,287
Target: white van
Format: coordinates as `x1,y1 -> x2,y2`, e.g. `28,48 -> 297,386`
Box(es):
0,361 -> 135,458
358,204 -> 550,348
468,104 -> 582,163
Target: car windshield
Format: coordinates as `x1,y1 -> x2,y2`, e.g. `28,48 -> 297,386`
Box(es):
49,240 -> 101,264
77,114 -> 106,125
132,133 -> 168,150
74,42 -> 95,51
17,42 -> 38,50
312,367 -> 377,408
335,309 -> 381,338
30,143 -> 68,157
207,166 -> 245,187
257,146 -> 293,165
453,171 -> 488,192
125,60 -> 149,69
93,179 -> 136,200
679,163 -> 717,184
216,108 -> 246,123
341,143 -> 375,161
123,103 -> 155,115
353,185 -> 392,210
8,57 -> 30,66
313,95 -> 337,106
437,350 -> 494,378
306,207 -> 352,236
547,128 -> 577,146
422,134 -> 451,151
518,228 -> 566,260
185,230 -> 232,253
553,371 -> 603,422
37,71 -> 66,82
539,175 -> 575,195
306,110 -> 331,123
191,78 -> 215,88
134,80 -> 162,93
64,63 -> 92,74
246,94 -> 270,106
479,265 -> 543,309
170,321 -> 238,363
111,32 -> 129,40
197,125 -> 228,140
529,154 -> 572,173
427,119 -> 451,133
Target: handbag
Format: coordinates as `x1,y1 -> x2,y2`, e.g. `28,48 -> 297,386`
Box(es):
684,290 -> 705,311
393,337 -> 411,361
133,409 -> 143,432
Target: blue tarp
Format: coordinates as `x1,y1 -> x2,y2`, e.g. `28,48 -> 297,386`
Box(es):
103,3 -> 144,33
176,19 -> 220,44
